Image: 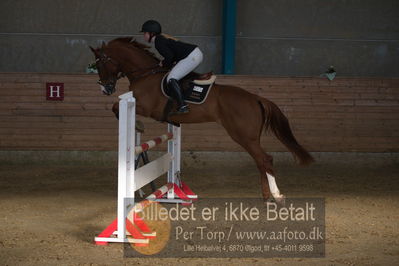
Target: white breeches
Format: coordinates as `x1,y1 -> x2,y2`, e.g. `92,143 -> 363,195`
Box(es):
167,47 -> 203,82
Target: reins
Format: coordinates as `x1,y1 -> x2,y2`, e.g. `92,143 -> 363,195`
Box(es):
96,52 -> 166,82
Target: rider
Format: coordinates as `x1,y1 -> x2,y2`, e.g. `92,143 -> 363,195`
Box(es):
141,19 -> 203,114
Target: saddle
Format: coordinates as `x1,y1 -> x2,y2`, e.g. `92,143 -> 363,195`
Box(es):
160,71 -> 216,125
161,72 -> 216,104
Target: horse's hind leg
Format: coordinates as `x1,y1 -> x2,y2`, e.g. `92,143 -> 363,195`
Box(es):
248,143 -> 272,200
244,142 -> 285,203
221,121 -> 282,201
219,111 -> 284,202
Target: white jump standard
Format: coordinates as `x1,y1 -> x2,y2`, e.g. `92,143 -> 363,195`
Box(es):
94,91 -> 197,245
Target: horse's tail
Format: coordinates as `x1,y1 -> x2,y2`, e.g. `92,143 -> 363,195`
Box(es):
258,98 -> 314,165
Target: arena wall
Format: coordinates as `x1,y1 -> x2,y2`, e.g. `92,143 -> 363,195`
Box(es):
1,0 -> 398,76
0,73 -> 398,152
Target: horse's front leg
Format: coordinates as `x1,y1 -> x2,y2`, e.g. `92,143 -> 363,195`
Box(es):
112,102 -> 119,119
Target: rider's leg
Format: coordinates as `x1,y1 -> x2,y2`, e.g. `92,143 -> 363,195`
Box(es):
167,78 -> 189,113
167,48 -> 203,113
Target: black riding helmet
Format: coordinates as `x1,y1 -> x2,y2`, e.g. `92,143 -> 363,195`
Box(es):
140,20 -> 162,34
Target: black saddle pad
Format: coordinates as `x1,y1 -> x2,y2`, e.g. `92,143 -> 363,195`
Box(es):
161,74 -> 214,105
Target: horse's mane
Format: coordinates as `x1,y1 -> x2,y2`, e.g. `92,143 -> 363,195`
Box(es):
106,37 -> 159,62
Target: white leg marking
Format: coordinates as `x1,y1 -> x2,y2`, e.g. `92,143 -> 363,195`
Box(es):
266,173 -> 284,201
99,85 -> 106,94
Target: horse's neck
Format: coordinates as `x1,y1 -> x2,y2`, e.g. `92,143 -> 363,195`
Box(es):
116,46 -> 157,77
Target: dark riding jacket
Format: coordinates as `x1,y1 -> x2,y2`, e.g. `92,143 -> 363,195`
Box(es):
155,35 -> 197,68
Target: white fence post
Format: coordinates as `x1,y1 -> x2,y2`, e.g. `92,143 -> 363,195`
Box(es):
94,92 -> 196,245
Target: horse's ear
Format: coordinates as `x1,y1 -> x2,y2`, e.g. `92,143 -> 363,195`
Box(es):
89,46 -> 99,56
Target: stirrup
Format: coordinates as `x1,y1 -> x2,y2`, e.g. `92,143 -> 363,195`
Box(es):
169,105 -> 189,116
177,105 -> 189,114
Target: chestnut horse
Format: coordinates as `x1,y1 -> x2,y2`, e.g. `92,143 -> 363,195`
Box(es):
90,37 -> 313,203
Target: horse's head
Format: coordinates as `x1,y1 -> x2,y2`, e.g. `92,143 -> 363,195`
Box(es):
89,38 -> 160,96
89,44 -> 124,95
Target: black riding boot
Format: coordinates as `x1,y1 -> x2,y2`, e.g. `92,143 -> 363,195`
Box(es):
167,79 -> 189,114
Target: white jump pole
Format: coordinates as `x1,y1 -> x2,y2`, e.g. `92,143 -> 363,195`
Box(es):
94,91 -> 197,245
117,92 -> 135,243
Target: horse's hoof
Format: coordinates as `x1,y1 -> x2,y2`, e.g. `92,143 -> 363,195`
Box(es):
274,194 -> 286,206
263,197 -> 275,204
